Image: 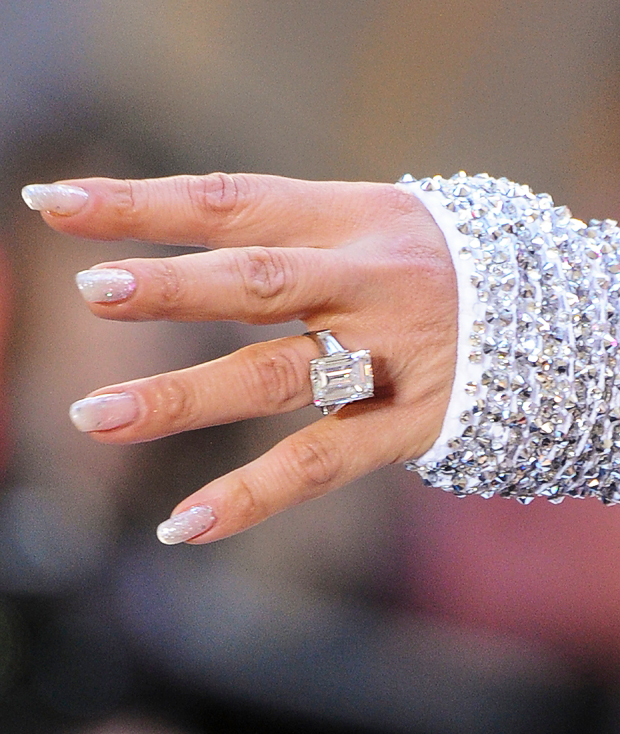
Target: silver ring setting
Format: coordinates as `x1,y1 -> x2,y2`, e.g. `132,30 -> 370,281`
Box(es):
307,330 -> 374,415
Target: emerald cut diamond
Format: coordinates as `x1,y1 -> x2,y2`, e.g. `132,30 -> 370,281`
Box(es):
310,349 -> 374,414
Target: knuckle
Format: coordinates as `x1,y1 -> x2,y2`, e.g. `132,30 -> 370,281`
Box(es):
150,261 -> 185,314
373,182 -> 435,237
111,179 -> 144,224
370,183 -> 447,264
245,346 -> 307,411
185,172 -> 252,219
153,374 -> 197,431
234,247 -> 290,301
205,172 -> 243,213
233,472 -> 268,524
381,181 -> 423,217
284,433 -> 342,491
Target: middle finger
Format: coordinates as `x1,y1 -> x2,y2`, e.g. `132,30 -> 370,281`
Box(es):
77,246 -> 365,323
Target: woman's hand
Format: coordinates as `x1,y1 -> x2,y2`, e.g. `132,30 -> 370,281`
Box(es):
23,173 -> 456,544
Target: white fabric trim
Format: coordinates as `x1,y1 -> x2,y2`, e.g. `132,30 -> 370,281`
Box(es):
395,181 -> 485,465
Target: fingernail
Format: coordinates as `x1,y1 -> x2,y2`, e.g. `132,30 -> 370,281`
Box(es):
156,506 -> 216,545
76,268 -> 136,303
21,183 -> 89,216
69,393 -> 138,432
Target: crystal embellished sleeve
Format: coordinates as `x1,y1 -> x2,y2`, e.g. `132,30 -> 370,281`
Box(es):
397,172 -> 620,505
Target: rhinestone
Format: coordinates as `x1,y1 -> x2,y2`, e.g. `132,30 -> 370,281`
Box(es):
420,178 -> 440,192
516,496 -> 535,505
483,338 -> 497,354
406,172 -> 620,505
453,184 -> 471,197
471,204 -> 489,219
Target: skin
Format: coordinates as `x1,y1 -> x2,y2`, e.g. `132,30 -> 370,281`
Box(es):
36,172 -> 457,543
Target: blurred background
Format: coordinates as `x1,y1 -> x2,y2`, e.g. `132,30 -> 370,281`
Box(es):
1,1 -> 620,732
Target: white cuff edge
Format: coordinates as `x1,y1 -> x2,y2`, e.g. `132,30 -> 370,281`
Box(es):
396,181 -> 485,466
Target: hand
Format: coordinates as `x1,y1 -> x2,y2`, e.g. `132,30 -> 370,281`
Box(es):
23,173 -> 457,544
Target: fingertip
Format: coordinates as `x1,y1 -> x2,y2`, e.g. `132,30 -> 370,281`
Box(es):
22,183 -> 89,216
156,505 -> 216,545
75,268 -> 137,304
69,392 -> 139,433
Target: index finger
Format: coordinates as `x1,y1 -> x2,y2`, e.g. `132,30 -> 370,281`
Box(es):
22,173 -> 411,249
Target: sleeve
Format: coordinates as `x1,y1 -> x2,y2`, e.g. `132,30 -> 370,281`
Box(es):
396,172 -> 620,505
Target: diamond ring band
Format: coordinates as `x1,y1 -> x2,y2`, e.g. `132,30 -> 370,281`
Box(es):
306,330 -> 374,415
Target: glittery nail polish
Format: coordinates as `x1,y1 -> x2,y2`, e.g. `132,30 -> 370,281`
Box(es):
156,506 -> 216,545
69,393 -> 138,432
21,183 -> 89,216
75,269 -> 136,303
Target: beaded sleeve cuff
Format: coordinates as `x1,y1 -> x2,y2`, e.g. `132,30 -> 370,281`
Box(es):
397,172 -> 620,504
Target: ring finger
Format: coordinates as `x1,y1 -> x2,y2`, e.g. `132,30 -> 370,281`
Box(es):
69,332 -> 383,443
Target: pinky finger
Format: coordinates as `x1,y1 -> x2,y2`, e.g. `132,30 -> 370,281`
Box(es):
156,400 -> 410,545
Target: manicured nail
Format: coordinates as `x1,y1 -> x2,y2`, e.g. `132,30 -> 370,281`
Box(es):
75,269 -> 136,303
156,506 -> 216,545
69,393 -> 138,432
21,183 -> 89,216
